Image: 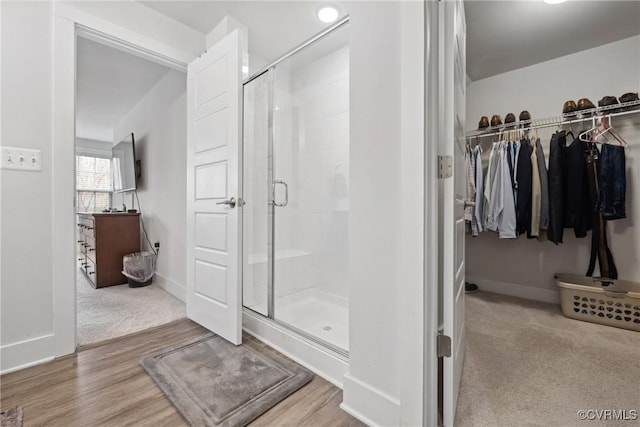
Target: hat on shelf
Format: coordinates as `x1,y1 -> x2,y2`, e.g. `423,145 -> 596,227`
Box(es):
598,96 -> 619,113
478,116 -> 490,129
504,113 -> 516,125
562,100 -> 577,116
490,114 -> 502,127
619,92 -> 639,111
577,98 -> 595,117
519,110 -> 531,127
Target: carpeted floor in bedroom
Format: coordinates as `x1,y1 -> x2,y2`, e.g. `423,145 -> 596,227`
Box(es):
77,271 -> 186,346
456,291 -> 640,427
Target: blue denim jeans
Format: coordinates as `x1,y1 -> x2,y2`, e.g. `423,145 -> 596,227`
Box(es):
597,144 -> 626,220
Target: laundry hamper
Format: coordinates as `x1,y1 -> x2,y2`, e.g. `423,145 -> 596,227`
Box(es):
556,274 -> 640,332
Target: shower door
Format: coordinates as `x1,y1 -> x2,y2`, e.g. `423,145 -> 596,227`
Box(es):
242,23 -> 350,354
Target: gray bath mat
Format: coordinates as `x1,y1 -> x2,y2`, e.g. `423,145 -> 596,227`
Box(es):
0,406 -> 24,427
140,333 -> 313,427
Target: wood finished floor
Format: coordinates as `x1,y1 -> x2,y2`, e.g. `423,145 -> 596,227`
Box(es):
0,319 -> 364,427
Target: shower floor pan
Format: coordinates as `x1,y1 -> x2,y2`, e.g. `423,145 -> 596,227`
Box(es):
248,287 -> 349,352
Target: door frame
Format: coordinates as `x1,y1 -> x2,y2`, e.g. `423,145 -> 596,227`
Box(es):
422,1 -> 442,426
52,3 -> 191,357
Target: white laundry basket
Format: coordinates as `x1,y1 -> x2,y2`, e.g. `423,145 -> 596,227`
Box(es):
556,274 -> 640,332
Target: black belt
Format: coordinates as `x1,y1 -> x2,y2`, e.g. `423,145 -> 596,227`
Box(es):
585,150 -> 617,279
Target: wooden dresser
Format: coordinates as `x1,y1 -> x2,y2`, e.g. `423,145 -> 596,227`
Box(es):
77,213 -> 141,288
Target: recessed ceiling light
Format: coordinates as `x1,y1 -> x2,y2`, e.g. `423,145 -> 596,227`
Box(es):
317,6 -> 339,23
544,0 -> 566,4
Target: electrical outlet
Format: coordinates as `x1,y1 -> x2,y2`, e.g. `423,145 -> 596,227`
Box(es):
1,146 -> 42,171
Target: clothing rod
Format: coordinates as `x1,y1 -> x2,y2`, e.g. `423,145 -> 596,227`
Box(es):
465,100 -> 640,140
243,15 -> 350,86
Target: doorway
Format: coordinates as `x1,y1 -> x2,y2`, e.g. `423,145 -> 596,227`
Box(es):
74,35 -> 186,346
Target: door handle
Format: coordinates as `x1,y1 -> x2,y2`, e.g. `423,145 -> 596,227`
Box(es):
216,197 -> 236,208
273,180 -> 288,207
464,200 -> 476,209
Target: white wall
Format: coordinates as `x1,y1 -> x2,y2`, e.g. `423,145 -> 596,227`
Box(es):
60,1 -> 203,60
342,2 -> 404,425
113,70 -> 187,301
466,36 -> 640,302
0,0 -> 200,373
1,1 -> 55,369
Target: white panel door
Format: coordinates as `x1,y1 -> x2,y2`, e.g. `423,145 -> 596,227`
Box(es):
186,30 -> 242,345
439,0 -> 467,425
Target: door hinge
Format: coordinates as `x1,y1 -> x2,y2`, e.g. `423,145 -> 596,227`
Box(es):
438,156 -> 452,179
437,333 -> 452,358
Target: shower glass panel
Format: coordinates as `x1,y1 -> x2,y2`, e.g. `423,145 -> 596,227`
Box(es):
272,27 -> 349,353
242,22 -> 349,354
242,70 -> 271,317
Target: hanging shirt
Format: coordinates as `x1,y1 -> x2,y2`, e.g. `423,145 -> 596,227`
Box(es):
486,143 -> 517,239
512,140 -> 520,211
482,142 -> 498,228
472,145 -> 484,236
464,148 -> 475,223
516,138 -> 533,236
530,143 -> 542,237
535,138 -> 550,234
499,143 -> 517,239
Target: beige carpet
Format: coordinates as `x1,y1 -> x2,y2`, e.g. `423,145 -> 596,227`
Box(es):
456,292 -> 640,427
77,272 -> 186,346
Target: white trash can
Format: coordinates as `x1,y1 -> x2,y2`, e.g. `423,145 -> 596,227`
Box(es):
122,252 -> 157,288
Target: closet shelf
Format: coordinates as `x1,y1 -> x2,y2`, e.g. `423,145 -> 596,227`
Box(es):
466,99 -> 640,140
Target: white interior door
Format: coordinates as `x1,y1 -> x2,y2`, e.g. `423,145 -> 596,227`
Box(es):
439,0 -> 467,425
186,31 -> 242,345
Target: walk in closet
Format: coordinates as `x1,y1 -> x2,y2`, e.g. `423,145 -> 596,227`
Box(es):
455,2 -> 640,426
464,32 -> 639,304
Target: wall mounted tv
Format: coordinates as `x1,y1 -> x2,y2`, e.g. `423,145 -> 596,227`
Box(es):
112,133 -> 138,193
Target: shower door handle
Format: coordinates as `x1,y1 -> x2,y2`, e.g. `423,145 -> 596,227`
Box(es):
273,180 -> 288,207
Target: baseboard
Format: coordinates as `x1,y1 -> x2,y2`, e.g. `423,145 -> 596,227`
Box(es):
242,309 -> 349,389
1,334 -> 55,374
154,272 -> 185,302
341,373 -> 401,427
467,276 -> 560,304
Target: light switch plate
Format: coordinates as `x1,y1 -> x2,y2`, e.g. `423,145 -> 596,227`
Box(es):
1,146 -> 42,171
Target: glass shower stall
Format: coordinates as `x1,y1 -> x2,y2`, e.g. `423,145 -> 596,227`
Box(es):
242,20 -> 349,355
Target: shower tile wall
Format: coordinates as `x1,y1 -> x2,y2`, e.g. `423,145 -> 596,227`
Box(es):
273,45 -> 349,300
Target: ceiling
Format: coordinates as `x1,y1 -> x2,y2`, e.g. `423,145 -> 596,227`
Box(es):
76,37 -> 171,142
465,0 -> 640,81
140,1 -> 350,67
140,1 -> 639,83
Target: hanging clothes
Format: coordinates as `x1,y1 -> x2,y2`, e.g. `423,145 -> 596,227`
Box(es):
563,134 -> 592,238
530,141 -> 542,237
547,131 -> 568,244
534,138 -> 549,241
464,147 -> 475,223
597,144 -> 626,220
585,146 -> 618,279
516,138 -> 533,236
472,145 -> 484,236
487,142 -> 517,239
482,142 -> 499,228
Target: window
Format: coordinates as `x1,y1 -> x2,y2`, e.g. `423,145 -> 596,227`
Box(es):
76,155 -> 112,212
